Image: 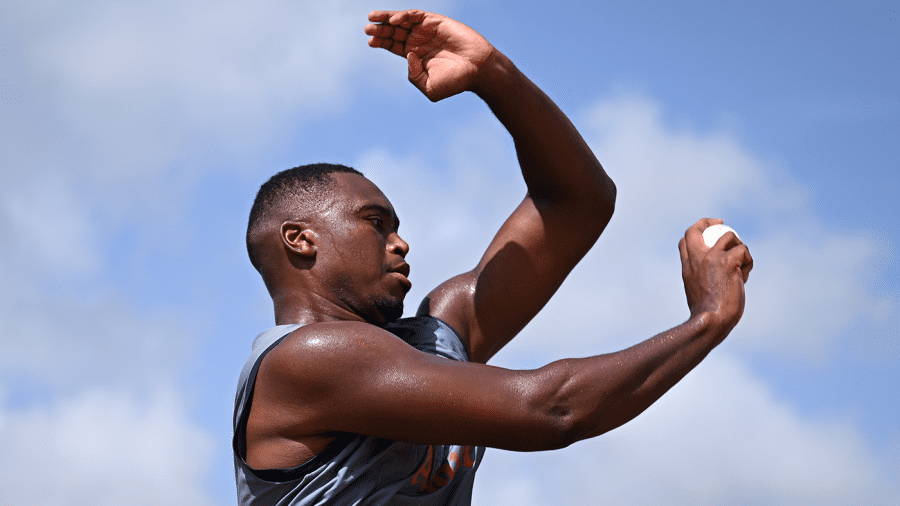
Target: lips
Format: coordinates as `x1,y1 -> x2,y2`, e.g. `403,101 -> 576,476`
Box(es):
387,262 -> 412,291
387,262 -> 410,279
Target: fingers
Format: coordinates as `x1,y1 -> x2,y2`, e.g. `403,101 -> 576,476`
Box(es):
738,246 -> 753,283
687,217 -> 724,237
366,24 -> 407,57
365,22 -> 409,56
407,52 -> 427,89
721,243 -> 751,282
712,229 -> 753,284
715,229 -> 741,251
368,9 -> 426,28
368,10 -> 397,22
364,23 -> 409,42
366,11 -> 420,57
681,217 -> 752,283
683,217 -> 723,253
678,237 -> 690,278
367,36 -> 406,56
388,9 -> 427,28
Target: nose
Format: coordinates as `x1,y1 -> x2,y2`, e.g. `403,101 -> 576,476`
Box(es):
388,232 -> 409,258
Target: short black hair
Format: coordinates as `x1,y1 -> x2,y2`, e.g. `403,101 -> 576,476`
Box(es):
246,163 -> 363,272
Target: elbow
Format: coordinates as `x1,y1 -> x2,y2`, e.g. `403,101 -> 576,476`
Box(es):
527,356 -> 631,450
526,362 -> 591,450
582,172 -> 616,235
552,413 -> 582,449
544,400 -> 617,450
581,179 -> 616,241
597,176 -> 616,226
551,400 -> 608,449
534,406 -> 579,450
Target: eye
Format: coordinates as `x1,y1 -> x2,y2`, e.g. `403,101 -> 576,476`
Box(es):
368,216 -> 384,228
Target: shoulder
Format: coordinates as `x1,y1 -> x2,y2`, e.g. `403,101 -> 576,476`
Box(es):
248,321 -> 409,430
416,272 -> 477,342
250,319 -> 469,436
279,320 -> 394,348
259,321 -> 426,391
269,321 -> 409,366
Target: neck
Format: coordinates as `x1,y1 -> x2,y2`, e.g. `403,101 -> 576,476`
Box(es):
271,290 -> 367,326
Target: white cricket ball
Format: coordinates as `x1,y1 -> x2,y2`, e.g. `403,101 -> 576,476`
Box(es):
702,224 -> 740,248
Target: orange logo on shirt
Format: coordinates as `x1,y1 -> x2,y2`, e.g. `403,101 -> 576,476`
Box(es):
411,445 -> 476,493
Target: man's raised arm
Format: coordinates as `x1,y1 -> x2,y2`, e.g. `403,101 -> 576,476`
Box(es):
366,9 -> 616,363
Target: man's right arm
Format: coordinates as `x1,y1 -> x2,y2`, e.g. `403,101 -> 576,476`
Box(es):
255,218 -> 752,450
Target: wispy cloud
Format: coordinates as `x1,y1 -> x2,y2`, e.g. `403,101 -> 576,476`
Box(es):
475,355 -> 900,505
0,388 -> 216,506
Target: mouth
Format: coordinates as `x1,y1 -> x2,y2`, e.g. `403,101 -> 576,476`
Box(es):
387,263 -> 412,291
388,262 -> 410,278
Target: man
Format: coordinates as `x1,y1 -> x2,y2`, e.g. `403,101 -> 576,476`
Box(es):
233,9 -> 753,506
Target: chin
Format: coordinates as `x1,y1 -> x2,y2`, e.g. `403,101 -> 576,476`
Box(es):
375,299 -> 405,325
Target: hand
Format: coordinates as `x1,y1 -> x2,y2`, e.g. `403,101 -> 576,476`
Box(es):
365,10 -> 496,101
678,218 -> 753,333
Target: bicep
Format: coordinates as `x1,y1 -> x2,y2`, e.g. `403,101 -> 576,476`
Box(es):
266,322 -> 567,451
425,195 -> 606,363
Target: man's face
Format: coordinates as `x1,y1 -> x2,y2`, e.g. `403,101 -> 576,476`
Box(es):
315,173 -> 411,325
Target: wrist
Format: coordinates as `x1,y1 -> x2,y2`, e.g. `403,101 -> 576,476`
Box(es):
686,310 -> 735,345
470,49 -> 520,102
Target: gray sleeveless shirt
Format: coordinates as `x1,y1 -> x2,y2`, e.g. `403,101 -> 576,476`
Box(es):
233,316 -> 485,505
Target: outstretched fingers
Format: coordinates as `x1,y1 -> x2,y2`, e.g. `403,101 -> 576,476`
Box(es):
365,13 -> 418,57
364,23 -> 409,42
389,10 -> 427,28
368,9 -> 426,28
370,38 -> 406,56
368,10 -> 397,22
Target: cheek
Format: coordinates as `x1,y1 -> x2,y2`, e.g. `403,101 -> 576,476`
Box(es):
329,230 -> 386,277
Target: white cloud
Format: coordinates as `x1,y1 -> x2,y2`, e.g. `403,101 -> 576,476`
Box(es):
1,173 -> 99,277
0,387 -> 217,506
737,227 -> 882,359
501,95 -> 895,361
473,354 -> 899,505
32,0 -> 374,130
0,284 -> 198,390
0,195 -> 199,390
1,0 -> 454,235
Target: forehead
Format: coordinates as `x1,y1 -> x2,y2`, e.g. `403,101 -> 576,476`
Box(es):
329,172 -> 395,213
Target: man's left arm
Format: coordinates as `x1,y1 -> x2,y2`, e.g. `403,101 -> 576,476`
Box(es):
367,10 -> 616,363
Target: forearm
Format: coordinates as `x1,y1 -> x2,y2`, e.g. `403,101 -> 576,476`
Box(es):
533,313 -> 730,447
472,51 -> 615,217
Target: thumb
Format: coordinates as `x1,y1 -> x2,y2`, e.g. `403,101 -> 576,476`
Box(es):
407,52 -> 428,92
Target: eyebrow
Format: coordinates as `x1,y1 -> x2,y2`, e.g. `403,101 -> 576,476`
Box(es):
356,203 -> 400,230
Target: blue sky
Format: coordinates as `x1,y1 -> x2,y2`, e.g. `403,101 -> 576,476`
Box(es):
1,0 -> 897,504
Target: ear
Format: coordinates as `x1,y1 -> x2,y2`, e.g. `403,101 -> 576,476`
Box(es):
281,221 -> 317,258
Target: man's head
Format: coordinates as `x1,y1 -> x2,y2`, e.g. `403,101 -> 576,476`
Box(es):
247,163 -> 411,325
